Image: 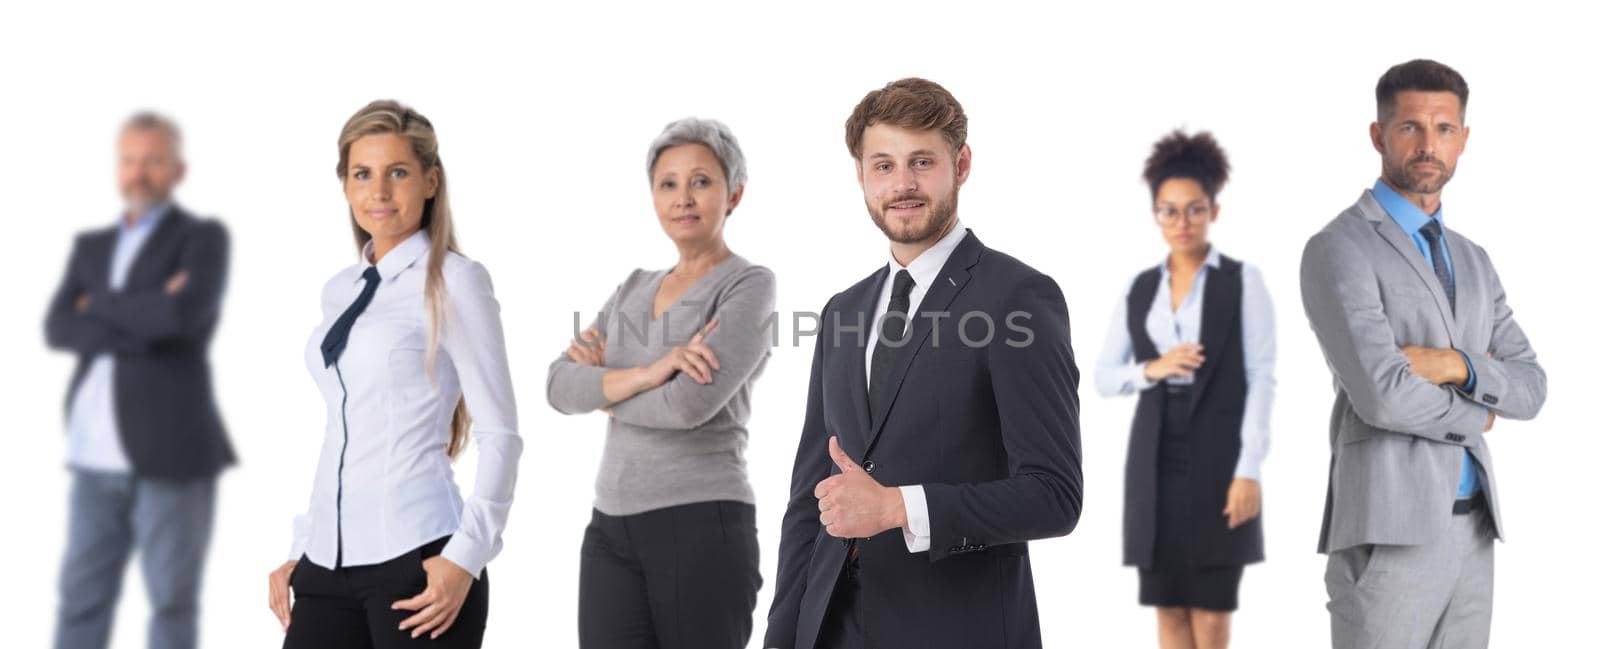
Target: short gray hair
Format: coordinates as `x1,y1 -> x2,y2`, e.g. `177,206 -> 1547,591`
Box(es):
645,117 -> 747,195
121,110 -> 183,155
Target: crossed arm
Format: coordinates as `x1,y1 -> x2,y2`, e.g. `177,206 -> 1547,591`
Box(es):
46,224 -> 228,355
1300,232 -> 1543,444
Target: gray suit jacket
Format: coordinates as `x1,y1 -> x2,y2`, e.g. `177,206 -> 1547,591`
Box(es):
1300,190 -> 1545,554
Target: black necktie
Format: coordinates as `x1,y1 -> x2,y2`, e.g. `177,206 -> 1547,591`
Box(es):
1418,220 -> 1455,312
321,267 -> 382,367
868,270 -> 915,418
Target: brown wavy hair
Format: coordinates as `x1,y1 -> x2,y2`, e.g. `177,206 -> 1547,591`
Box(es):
845,77 -> 968,160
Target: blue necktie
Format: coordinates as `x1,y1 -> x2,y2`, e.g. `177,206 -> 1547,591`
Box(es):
1418,220 -> 1454,312
320,267 -> 381,367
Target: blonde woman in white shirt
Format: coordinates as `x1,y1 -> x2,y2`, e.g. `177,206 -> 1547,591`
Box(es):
266,100 -> 521,648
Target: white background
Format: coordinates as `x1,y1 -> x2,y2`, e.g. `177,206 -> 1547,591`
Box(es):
2,1 -> 1594,647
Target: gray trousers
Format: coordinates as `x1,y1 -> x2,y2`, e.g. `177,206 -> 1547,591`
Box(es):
53,468 -> 217,649
1325,508 -> 1495,649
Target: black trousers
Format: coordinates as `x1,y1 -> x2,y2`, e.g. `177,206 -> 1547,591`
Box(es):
578,501 -> 760,649
284,536 -> 489,649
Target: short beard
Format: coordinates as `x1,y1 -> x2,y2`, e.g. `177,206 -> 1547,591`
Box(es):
1382,152 -> 1455,196
122,186 -> 169,217
868,188 -> 959,245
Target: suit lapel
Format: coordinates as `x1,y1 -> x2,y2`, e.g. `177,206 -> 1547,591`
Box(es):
846,269 -> 885,444
123,206 -> 185,288
1443,228 -> 1481,345
863,233 -> 983,456
84,230 -> 117,289
1358,194 -> 1460,342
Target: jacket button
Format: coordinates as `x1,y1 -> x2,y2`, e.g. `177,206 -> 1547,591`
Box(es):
862,460 -> 876,474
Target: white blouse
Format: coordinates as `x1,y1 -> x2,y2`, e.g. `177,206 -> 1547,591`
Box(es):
1094,247 -> 1276,480
289,230 -> 521,577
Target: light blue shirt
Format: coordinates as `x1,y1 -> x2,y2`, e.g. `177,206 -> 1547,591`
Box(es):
66,202 -> 171,473
1371,179 -> 1481,498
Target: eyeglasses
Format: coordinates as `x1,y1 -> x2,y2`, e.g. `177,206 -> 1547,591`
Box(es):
1153,203 -> 1212,226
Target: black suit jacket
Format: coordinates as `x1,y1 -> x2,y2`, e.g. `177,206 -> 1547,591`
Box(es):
44,206 -> 235,480
764,231 -> 1083,649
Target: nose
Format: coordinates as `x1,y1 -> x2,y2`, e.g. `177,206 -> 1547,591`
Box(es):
892,166 -> 918,193
1419,127 -> 1439,156
675,184 -> 696,208
375,175 -> 392,200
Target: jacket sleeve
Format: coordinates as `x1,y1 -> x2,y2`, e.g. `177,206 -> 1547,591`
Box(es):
1453,247 -> 1546,421
1299,230 -> 1488,445
44,234 -> 131,355
921,272 -> 1084,563
81,221 -> 229,346
762,296 -> 834,649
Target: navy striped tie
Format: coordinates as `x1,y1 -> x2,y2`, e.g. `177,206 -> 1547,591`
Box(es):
1418,220 -> 1455,312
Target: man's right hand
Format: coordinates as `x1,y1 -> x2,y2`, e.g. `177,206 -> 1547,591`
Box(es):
1143,343 -> 1205,382
1485,410 -> 1496,432
164,269 -> 189,296
268,559 -> 297,632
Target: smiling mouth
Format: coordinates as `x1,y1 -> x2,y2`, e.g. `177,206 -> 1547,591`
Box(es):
671,214 -> 701,223
366,209 -> 398,219
887,200 -> 926,211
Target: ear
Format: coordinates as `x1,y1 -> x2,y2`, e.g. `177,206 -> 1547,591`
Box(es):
1460,124 -> 1471,156
174,159 -> 187,186
855,159 -> 866,189
426,166 -> 441,199
1210,202 -> 1221,224
1368,121 -> 1385,155
954,143 -> 973,187
726,184 -> 745,216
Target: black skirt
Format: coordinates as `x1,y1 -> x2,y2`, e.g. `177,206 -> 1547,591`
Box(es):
1137,386 -> 1244,611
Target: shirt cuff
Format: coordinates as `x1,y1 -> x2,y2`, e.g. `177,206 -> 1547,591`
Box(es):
440,535 -> 490,580
1456,349 -> 1477,394
899,485 -> 931,553
1232,454 -> 1264,481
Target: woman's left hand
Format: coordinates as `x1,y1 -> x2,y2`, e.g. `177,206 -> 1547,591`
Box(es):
392,556 -> 474,639
1222,477 -> 1261,529
566,327 -> 606,367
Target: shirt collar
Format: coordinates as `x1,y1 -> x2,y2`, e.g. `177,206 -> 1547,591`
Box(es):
886,219 -> 969,291
119,201 -> 172,235
1371,178 -> 1443,236
359,229 -> 431,283
1160,244 -> 1221,278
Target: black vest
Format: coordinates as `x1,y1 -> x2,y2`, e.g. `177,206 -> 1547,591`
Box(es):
1120,255 -> 1264,568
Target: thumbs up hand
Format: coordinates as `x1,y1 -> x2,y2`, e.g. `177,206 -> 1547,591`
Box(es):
814,436 -> 906,539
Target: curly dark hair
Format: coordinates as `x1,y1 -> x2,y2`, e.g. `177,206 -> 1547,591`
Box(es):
1142,129 -> 1230,202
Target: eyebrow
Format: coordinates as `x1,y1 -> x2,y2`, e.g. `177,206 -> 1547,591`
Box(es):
868,149 -> 940,160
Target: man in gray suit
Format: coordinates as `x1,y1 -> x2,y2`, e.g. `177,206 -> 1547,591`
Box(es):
1300,59 -> 1546,649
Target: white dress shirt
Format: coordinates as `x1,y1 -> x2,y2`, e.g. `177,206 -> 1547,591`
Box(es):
1094,246 -> 1276,479
865,220 -> 968,554
290,230 -> 522,578
66,203 -> 170,473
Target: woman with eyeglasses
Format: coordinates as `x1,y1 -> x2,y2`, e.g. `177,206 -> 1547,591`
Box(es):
1095,130 -> 1276,649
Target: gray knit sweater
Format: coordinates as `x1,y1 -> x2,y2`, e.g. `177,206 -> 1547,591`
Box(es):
546,255 -> 775,516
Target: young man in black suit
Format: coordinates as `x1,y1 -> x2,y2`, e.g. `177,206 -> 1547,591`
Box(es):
764,78 -> 1084,649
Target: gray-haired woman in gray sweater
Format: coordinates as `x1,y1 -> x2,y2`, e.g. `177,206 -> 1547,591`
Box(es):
546,117 -> 774,649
